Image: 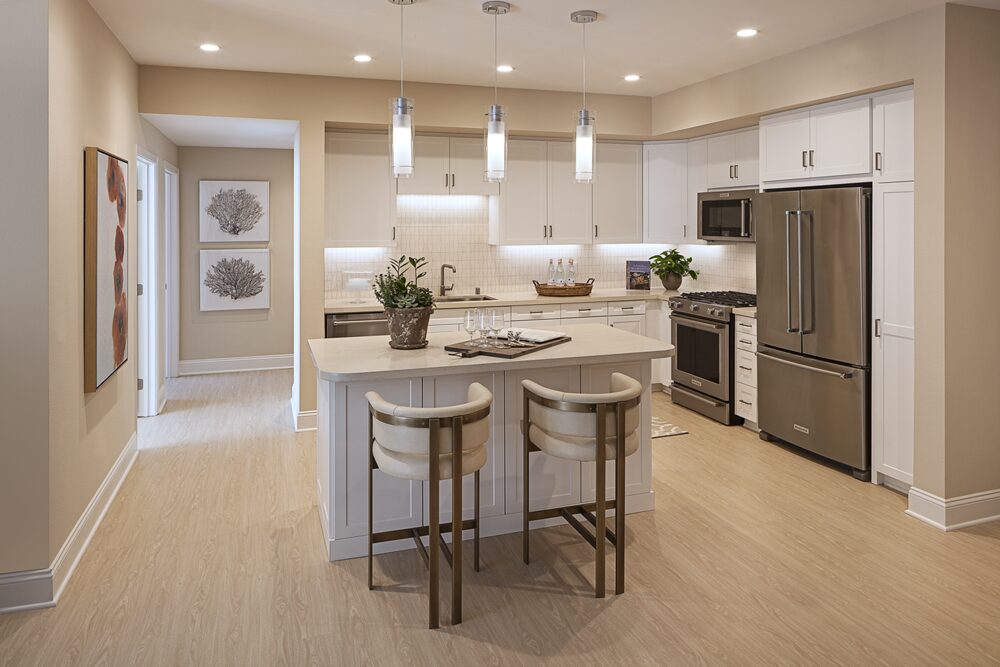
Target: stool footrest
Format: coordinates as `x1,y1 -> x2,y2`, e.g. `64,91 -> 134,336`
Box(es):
372,518 -> 477,545
526,499 -> 617,523
527,500 -> 619,550
411,528 -> 429,566
438,535 -> 453,568
578,506 -> 618,547
559,508 -> 597,548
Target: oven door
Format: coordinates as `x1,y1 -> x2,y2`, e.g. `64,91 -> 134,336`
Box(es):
698,191 -> 755,242
671,312 -> 730,401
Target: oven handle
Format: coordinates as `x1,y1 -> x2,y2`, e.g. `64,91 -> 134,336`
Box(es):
330,318 -> 388,326
670,313 -> 726,332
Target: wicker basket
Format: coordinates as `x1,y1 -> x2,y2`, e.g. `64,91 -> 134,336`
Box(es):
532,278 -> 595,297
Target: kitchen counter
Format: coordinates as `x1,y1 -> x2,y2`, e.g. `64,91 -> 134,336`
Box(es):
733,306 -> 758,318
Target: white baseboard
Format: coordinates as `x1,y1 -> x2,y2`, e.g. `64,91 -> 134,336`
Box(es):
907,486 -> 1000,531
178,354 -> 293,376
0,433 -> 137,614
291,399 -> 317,432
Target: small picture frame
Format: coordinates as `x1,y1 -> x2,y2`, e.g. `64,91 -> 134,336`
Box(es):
627,260 -> 651,290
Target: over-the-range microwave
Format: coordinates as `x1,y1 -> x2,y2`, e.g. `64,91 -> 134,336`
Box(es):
697,189 -> 756,243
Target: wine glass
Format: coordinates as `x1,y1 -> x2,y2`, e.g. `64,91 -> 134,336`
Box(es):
489,309 -> 505,347
477,309 -> 491,348
464,309 -> 479,347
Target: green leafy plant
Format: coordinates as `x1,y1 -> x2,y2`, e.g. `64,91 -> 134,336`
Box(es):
649,249 -> 699,280
372,255 -> 434,309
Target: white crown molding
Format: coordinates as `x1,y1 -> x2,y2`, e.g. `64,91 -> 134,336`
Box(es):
177,354 -> 293,376
907,486 -> 1000,531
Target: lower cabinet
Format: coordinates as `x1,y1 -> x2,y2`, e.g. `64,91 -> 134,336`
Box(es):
609,314 -> 644,335
733,315 -> 758,425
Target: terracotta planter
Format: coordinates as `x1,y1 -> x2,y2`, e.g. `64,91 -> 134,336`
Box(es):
385,306 -> 432,350
659,273 -> 683,291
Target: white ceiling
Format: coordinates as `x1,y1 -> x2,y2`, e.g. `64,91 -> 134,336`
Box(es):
93,0 -> 998,97
142,114 -> 298,148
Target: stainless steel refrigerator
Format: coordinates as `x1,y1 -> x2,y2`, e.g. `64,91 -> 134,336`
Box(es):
753,186 -> 871,479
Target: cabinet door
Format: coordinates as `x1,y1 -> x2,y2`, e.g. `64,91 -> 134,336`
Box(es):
809,97 -> 872,178
423,372 -> 505,525
732,128 -> 759,187
686,138 -> 707,243
498,140 -> 549,245
873,88 -> 914,183
705,134 -> 737,189
643,143 -> 688,243
505,367 -> 582,512
395,135 -> 450,195
449,136 -> 500,196
325,133 -> 397,247
872,182 -> 914,485
558,316 -> 609,327
593,143 -> 642,243
427,322 -> 462,334
759,110 -> 811,182
609,314 -> 644,335
547,141 -> 593,244
581,361 -> 651,502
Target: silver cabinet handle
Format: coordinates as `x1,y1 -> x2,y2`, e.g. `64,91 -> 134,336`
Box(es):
875,152 -> 882,172
808,150 -> 814,167
738,322 -> 752,328
802,151 -> 808,168
760,351 -> 854,379
529,310 -> 543,315
579,308 -> 591,312
594,224 -> 598,238
543,225 -> 547,238
739,365 -> 753,372
622,306 -> 634,311
392,226 -> 396,241
682,224 -> 687,238
734,164 -> 739,180
451,173 -> 456,187
739,338 -> 752,345
739,399 -> 753,406
729,165 -> 734,179
446,173 -> 450,187
549,225 -> 553,238
874,318 -> 882,338
784,210 -> 798,333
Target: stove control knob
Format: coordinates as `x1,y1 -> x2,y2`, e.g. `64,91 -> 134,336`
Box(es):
691,304 -> 700,311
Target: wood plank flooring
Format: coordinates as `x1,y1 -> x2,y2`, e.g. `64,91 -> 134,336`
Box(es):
2,370 -> 999,665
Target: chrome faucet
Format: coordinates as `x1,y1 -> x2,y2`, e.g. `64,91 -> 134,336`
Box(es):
439,264 -> 456,296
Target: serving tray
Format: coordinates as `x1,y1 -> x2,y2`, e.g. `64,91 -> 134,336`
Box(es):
444,336 -> 572,359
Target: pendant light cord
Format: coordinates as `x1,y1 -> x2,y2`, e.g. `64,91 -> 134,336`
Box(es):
399,2 -> 404,98
494,13 -> 499,104
582,21 -> 587,109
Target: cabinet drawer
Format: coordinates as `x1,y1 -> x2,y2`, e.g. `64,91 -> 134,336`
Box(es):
735,332 -> 757,353
735,383 -> 758,423
511,304 -> 561,321
735,349 -> 758,388
560,303 -> 608,319
735,316 -> 757,336
608,300 -> 646,316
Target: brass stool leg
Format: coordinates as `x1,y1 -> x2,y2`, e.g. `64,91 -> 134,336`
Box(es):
523,392 -> 531,565
615,402 -> 626,595
595,404 -> 607,599
368,410 -> 374,591
428,421 -> 441,629
451,417 -> 463,625
474,470 -> 481,572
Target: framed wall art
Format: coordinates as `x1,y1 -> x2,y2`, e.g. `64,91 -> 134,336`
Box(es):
199,249 -> 270,311
199,180 -> 269,242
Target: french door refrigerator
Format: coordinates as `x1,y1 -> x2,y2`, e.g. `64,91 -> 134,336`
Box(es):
754,186 -> 871,479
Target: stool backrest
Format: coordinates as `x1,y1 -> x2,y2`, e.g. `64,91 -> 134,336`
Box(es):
523,373 -> 641,438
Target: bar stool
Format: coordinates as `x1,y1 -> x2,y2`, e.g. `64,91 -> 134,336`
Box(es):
365,383 -> 492,629
521,373 -> 642,598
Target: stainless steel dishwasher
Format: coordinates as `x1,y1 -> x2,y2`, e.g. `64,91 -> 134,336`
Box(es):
325,311 -> 388,338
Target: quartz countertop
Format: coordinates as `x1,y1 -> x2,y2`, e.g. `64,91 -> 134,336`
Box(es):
308,323 -> 673,382
733,306 -> 758,318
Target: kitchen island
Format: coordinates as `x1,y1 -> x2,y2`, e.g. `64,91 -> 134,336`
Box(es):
309,324 -> 673,561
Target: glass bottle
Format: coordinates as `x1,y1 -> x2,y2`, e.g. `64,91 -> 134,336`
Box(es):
566,258 -> 577,286
546,259 -> 557,286
555,258 -> 566,286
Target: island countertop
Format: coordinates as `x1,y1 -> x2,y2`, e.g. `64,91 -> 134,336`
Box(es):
308,324 -> 673,383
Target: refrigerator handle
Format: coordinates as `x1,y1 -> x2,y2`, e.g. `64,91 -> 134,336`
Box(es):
797,210 -> 809,335
785,211 -> 798,333
759,350 -> 854,379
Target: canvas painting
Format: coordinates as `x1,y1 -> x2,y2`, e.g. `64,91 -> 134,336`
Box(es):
200,249 -> 270,311
84,147 -> 129,392
199,180 -> 269,242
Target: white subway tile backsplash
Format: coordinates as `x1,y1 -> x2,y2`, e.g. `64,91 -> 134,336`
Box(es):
325,195 -> 755,298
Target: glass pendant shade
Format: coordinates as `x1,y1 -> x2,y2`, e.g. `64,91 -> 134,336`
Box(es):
390,96 -> 414,178
575,109 -> 595,183
485,104 -> 507,182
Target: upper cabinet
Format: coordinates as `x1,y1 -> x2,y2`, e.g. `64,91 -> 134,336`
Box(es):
547,142 -> 594,244
643,142 -> 689,244
760,97 -> 872,183
873,87 -> 914,183
325,132 -> 397,247
396,135 -> 500,196
492,139 -> 549,245
686,138 -> 708,245
593,143 -> 643,243
705,128 -> 758,189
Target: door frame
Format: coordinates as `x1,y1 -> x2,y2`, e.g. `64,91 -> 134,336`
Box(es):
163,161 -> 180,379
136,149 -> 159,417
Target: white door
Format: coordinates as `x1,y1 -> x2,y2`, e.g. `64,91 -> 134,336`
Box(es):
136,156 -> 155,417
395,135 -> 450,195
325,133 -> 397,246
609,314 -> 644,335
759,110 -> 811,182
547,141 -> 593,244
872,182 -> 915,486
732,128 -> 759,188
423,372 -> 505,525
504,366 -> 583,512
705,133 -> 737,189
593,143 -> 642,243
809,97 -> 872,179
874,88 -> 914,183
498,140 -> 548,245
643,143 -> 688,244
686,138 -> 707,243
449,136 -> 500,196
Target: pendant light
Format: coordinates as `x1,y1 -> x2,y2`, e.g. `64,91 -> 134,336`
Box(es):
482,1 -> 510,183
571,10 -> 597,183
389,0 -> 415,178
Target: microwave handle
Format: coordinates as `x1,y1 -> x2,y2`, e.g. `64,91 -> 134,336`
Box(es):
740,199 -> 753,237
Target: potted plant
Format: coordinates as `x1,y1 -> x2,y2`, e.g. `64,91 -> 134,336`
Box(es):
649,249 -> 699,291
373,255 -> 435,349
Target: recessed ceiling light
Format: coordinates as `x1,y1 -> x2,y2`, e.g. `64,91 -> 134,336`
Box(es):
736,28 -> 758,38
199,43 -> 220,52
496,64 -> 514,73
353,54 -> 373,63
624,74 -> 641,82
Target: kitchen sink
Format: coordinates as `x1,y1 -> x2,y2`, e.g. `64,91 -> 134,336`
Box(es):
434,295 -> 497,302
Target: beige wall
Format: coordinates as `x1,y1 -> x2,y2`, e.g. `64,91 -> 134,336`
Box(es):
178,147 -> 294,361
0,0 -> 51,574
46,0 -> 141,562
942,4 -> 1000,498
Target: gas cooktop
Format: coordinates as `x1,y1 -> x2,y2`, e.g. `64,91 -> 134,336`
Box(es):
667,291 -> 757,322
679,291 -> 757,307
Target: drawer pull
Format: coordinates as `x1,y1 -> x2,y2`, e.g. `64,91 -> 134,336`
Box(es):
740,338 -> 753,345
529,311 -> 543,315
579,308 -> 591,312
739,400 -> 753,406
622,306 -> 634,311
738,322 -> 752,328
739,365 -> 753,372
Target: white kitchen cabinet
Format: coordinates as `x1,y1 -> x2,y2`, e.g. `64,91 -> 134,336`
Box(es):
686,138 -> 708,244
733,315 -> 758,426
325,133 -> 397,247
872,181 -> 915,486
643,143 -> 689,244
427,322 -> 462,334
593,143 -> 643,243
559,315 -> 610,327
449,136 -> 501,196
873,87 -> 914,183
759,110 -> 812,182
396,135 -> 499,196
706,128 -> 758,189
547,141 -> 593,245
609,314 -> 644,336
493,140 -> 549,245
644,300 -> 671,388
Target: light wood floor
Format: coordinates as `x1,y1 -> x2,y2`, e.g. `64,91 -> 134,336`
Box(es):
2,370 -> 999,665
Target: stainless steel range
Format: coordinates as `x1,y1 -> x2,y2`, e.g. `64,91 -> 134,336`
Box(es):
667,291 -> 757,425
